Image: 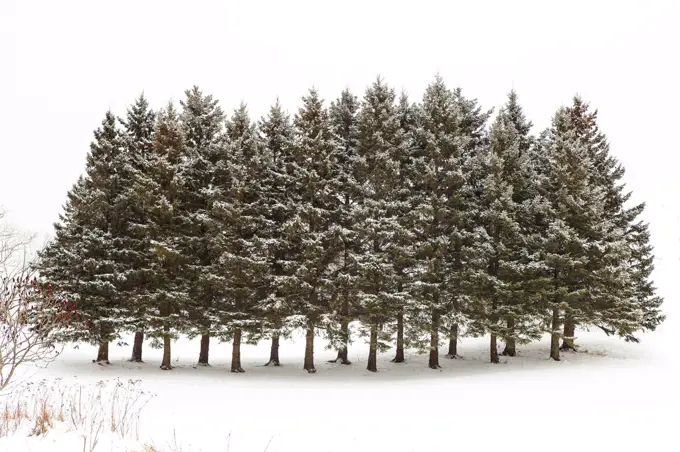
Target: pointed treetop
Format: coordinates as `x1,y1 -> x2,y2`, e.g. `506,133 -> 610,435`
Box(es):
180,86 -> 224,149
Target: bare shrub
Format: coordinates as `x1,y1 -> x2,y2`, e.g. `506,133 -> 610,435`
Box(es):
1,211 -> 81,393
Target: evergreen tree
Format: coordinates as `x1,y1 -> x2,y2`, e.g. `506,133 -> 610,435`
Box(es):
209,103 -> 269,373
282,88 -> 341,373
354,77 -> 410,372
465,106 -> 544,363
37,112 -> 131,363
327,88 -> 361,365
117,93 -> 156,362
559,97 -> 651,349
129,102 -> 188,370
177,86 -> 225,366
408,76 -> 474,368
391,90 -> 418,363
441,87 -> 493,359
257,99 -> 296,366
538,108 -> 623,361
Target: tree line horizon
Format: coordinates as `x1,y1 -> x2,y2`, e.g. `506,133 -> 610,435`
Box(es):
34,74 -> 665,373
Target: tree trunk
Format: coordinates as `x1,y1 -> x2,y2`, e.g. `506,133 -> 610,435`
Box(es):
429,312 -> 441,369
95,341 -> 110,364
265,333 -> 281,366
231,328 -> 245,373
502,318 -> 516,356
446,323 -> 459,358
490,333 -> 499,363
303,320 -> 316,373
129,332 -> 144,363
561,316 -> 577,351
367,323 -> 378,372
550,308 -> 561,361
197,333 -> 210,366
160,327 -> 172,370
329,297 -> 352,364
391,309 -> 405,363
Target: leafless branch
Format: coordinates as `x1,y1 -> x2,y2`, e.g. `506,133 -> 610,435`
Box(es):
0,212 -> 78,393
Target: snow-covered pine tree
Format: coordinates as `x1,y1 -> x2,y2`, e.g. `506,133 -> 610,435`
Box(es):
441,86 -> 493,360
474,91 -> 544,357
128,102 -> 189,370
538,108 -> 620,361
177,86 -> 225,366
496,90 -> 537,357
408,76 -> 472,368
284,88 -> 341,373
117,94 -> 156,363
37,112 -> 132,363
391,90 -> 418,364
354,77 -> 411,372
326,88 -> 361,365
465,105 -> 545,363
559,97 -> 645,349
209,103 -> 269,373
257,99 -> 296,366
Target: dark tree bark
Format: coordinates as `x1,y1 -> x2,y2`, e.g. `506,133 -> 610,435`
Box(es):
490,333 -> 499,363
197,333 -> 210,366
446,323 -> 459,358
502,318 -> 516,356
265,333 -> 281,366
366,323 -> 378,372
129,332 -> 144,363
391,310 -> 405,363
303,320 -> 316,373
560,316 -> 577,351
160,327 -> 172,370
95,341 -> 110,364
329,296 -> 351,365
429,312 -> 441,369
231,328 -> 245,373
550,308 -> 561,361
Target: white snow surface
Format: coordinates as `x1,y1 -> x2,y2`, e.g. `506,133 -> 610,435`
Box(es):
1,318 -> 678,452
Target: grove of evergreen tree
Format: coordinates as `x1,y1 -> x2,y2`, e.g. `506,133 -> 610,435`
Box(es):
35,76 -> 666,371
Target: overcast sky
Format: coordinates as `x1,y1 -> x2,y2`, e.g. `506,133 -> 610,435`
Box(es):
1,0 -> 678,319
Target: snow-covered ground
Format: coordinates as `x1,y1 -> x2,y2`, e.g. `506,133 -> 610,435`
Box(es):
1,317 -> 678,452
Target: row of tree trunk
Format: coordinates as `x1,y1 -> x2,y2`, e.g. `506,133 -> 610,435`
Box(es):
93,319 -> 577,370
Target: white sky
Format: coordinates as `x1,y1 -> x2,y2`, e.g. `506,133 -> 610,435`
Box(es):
1,0 -> 679,321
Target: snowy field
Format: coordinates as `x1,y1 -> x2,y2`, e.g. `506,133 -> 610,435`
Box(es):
1,316 -> 678,452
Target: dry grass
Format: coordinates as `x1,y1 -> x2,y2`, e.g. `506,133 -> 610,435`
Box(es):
0,378 -> 155,451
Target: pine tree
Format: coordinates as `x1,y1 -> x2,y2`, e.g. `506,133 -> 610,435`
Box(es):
538,108 -> 621,361
257,99 -> 296,366
283,88 -> 341,373
391,90 -> 418,363
177,86 -> 225,366
492,91 -> 542,357
37,112 -> 131,363
465,105 -> 544,363
209,103 -> 269,373
117,93 -> 156,363
327,88 -> 361,365
354,77 -> 410,372
559,97 -> 649,349
443,87 -> 493,359
408,76 -> 474,368
129,102 -> 188,370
